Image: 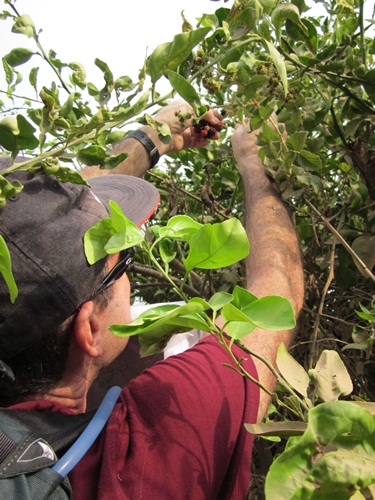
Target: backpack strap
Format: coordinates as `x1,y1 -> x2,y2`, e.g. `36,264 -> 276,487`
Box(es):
0,385 -> 121,479
0,409 -> 93,479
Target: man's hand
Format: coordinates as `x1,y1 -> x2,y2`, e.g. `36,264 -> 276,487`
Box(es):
151,100 -> 224,154
231,119 -> 260,168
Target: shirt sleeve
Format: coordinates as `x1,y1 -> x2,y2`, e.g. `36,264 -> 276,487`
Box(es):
110,336 -> 260,500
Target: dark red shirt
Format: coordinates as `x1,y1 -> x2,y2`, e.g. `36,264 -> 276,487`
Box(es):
11,337 -> 259,499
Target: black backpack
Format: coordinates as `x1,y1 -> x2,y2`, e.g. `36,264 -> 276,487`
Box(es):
0,386 -> 121,499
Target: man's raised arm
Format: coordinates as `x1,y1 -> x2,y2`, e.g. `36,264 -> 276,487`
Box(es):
230,120 -> 305,422
82,100 -> 223,179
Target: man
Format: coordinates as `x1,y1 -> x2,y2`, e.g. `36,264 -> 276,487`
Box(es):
0,100 -> 304,499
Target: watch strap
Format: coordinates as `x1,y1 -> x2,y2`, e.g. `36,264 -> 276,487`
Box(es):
127,130 -> 160,169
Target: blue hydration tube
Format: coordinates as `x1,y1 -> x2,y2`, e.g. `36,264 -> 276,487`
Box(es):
52,385 -> 121,478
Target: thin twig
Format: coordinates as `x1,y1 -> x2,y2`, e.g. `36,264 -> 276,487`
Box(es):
310,242 -> 337,369
306,200 -> 375,284
131,264 -> 200,298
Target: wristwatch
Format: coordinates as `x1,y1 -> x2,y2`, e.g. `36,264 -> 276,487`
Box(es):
126,130 -> 160,169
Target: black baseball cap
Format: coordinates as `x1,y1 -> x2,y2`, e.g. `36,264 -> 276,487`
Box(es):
0,163 -> 159,361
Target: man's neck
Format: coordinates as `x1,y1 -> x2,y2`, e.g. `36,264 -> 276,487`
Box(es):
40,357 -> 99,413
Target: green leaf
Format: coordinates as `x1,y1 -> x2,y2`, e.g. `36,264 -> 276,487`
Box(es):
227,0 -> 260,40
106,233 -> 126,252
84,218 -> 114,264
2,57 -> 14,85
271,3 -> 303,32
48,50 -> 66,71
286,18 -> 318,54
222,302 -> 257,339
198,13 -> 219,30
296,172 -> 322,193
0,235 -> 18,303
165,70 -> 202,116
308,350 -> 353,402
184,218 -> 249,273
160,238 -> 176,265
103,153 -> 128,170
144,114 -> 171,145
337,0 -> 354,11
112,90 -> 150,122
260,122 -> 280,142
115,75 -> 136,93
276,342 -> 310,397
29,66 -> 39,92
245,421 -> 307,437
0,116 -> 19,136
69,61 -> 86,89
110,301 -> 211,356
147,27 -> 210,83
265,402 -> 375,499
84,202 -> 143,264
356,303 -> 375,322
159,215 -> 202,241
108,200 -> 127,233
208,291 -> 233,311
4,47 -> 34,67
16,114 -> 39,150
258,0 -> 278,14
246,295 -> 296,331
298,149 -> 322,170
232,286 -> 258,309
286,131 -> 308,152
264,40 -> 288,96
11,14 -> 35,38
42,164 -> 89,186
94,58 -> 114,85
0,115 -> 38,152
222,301 -> 256,323
221,287 -> 259,339
310,402 -> 375,444
106,201 -> 143,253
77,145 -> 106,167
0,175 -> 23,205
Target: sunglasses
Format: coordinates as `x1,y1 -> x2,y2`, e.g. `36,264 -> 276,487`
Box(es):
73,247 -> 135,314
93,247 -> 135,298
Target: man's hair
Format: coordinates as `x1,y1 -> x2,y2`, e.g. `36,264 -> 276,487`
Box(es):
0,264 -> 114,406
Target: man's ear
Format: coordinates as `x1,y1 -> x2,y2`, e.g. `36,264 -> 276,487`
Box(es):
73,301 -> 104,357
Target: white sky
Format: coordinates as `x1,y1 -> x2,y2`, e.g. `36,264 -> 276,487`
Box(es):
1,0 -> 221,101
1,0 -> 374,105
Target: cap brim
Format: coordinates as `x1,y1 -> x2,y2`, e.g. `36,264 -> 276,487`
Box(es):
89,175 -> 160,227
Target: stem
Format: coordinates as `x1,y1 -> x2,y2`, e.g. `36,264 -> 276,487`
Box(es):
6,0 -> 71,94
131,264 -> 200,298
146,241 -> 190,302
306,200 -> 375,284
209,321 -> 310,419
149,170 -> 231,220
34,44 -> 71,94
0,86 -> 176,177
0,89 -> 41,104
269,115 -> 287,151
238,340 -> 310,417
188,36 -> 260,86
359,0 -> 367,67
310,240 -> 337,369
